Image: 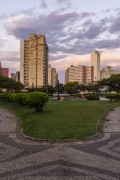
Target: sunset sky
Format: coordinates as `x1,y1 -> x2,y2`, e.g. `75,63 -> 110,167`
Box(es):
0,0 -> 120,83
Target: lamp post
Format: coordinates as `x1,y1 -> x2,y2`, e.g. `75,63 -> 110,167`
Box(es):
57,80 -> 60,100
32,83 -> 34,91
32,77 -> 34,91
106,82 -> 110,93
115,83 -> 118,92
75,84 -> 78,95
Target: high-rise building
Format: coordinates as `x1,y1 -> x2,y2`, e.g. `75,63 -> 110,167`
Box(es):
11,71 -> 20,82
16,71 -> 20,82
48,64 -> 58,87
65,65 -> 94,84
11,73 -> 16,81
2,68 -> 9,77
91,50 -> 100,82
20,33 -> 48,88
48,64 -> 52,85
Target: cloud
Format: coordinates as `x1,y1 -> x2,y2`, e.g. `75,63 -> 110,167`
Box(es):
4,11 -> 78,40
3,8 -> 120,59
0,50 -> 20,73
80,12 -> 96,18
115,8 -> 120,13
109,14 -> 120,33
49,54 -> 68,61
56,0 -> 72,11
0,38 -> 7,47
74,24 -> 103,40
57,0 -> 70,4
0,50 -> 19,62
40,0 -> 47,9
10,8 -> 35,17
102,9 -> 112,13
0,13 -> 8,20
101,51 -> 120,68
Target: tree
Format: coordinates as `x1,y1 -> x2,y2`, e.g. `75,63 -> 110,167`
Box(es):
54,83 -> 64,93
98,74 -> 120,92
77,84 -> 87,93
0,75 -> 24,92
108,74 -> 120,92
64,82 -> 78,94
27,92 -> 49,112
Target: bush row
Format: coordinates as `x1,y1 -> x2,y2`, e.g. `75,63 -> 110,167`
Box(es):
0,92 -> 49,112
105,93 -> 120,101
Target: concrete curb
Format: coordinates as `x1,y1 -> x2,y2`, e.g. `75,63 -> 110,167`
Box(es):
1,106 -> 117,143
10,109 -> 103,143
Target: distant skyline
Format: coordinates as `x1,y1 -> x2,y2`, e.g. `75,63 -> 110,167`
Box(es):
0,0 -> 120,83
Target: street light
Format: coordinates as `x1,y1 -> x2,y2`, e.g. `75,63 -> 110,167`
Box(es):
57,80 -> 60,100
75,84 -> 78,95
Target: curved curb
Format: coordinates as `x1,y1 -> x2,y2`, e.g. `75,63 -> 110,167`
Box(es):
0,106 -> 118,143
11,109 -> 103,143
85,118 -> 101,140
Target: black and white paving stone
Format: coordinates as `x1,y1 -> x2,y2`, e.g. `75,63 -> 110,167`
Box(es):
0,107 -> 120,180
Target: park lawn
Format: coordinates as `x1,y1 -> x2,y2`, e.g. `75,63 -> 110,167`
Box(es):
0,100 -> 120,141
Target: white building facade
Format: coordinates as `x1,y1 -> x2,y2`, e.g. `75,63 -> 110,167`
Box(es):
91,51 -> 100,82
65,65 -> 94,84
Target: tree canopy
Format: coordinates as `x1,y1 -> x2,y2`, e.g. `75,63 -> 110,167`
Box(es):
98,74 -> 120,92
0,75 -> 24,92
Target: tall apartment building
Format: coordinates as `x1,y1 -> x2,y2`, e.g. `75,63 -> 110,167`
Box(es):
91,50 -> 100,82
100,66 -> 120,80
48,64 -> 58,87
65,65 -> 94,84
16,71 -> 20,82
11,71 -> 20,82
11,73 -> 16,81
20,33 -> 48,87
2,68 -> 9,77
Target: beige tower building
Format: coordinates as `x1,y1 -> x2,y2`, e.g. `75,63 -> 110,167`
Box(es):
91,50 -> 100,82
65,65 -> 94,84
48,64 -> 58,87
20,33 -> 48,87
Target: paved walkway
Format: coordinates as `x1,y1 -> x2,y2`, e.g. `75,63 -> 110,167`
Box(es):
0,107 -> 120,180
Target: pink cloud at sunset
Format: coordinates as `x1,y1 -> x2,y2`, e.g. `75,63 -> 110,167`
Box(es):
0,0 -> 120,82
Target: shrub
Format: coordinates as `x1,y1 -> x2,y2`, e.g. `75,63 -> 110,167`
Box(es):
0,93 -> 6,103
85,93 -> 99,100
27,92 -> 49,112
0,92 -> 13,103
6,92 -> 14,102
15,93 -> 28,105
105,93 -> 120,101
10,93 -> 18,103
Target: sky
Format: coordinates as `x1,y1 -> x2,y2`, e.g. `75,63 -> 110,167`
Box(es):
0,0 -> 120,83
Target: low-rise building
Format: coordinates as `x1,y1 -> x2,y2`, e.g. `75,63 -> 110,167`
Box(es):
0,62 -> 9,77
100,66 -> 120,80
65,65 -> 94,84
2,68 -> 9,77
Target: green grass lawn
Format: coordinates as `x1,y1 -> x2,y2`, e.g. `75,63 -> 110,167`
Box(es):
0,100 -> 120,141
